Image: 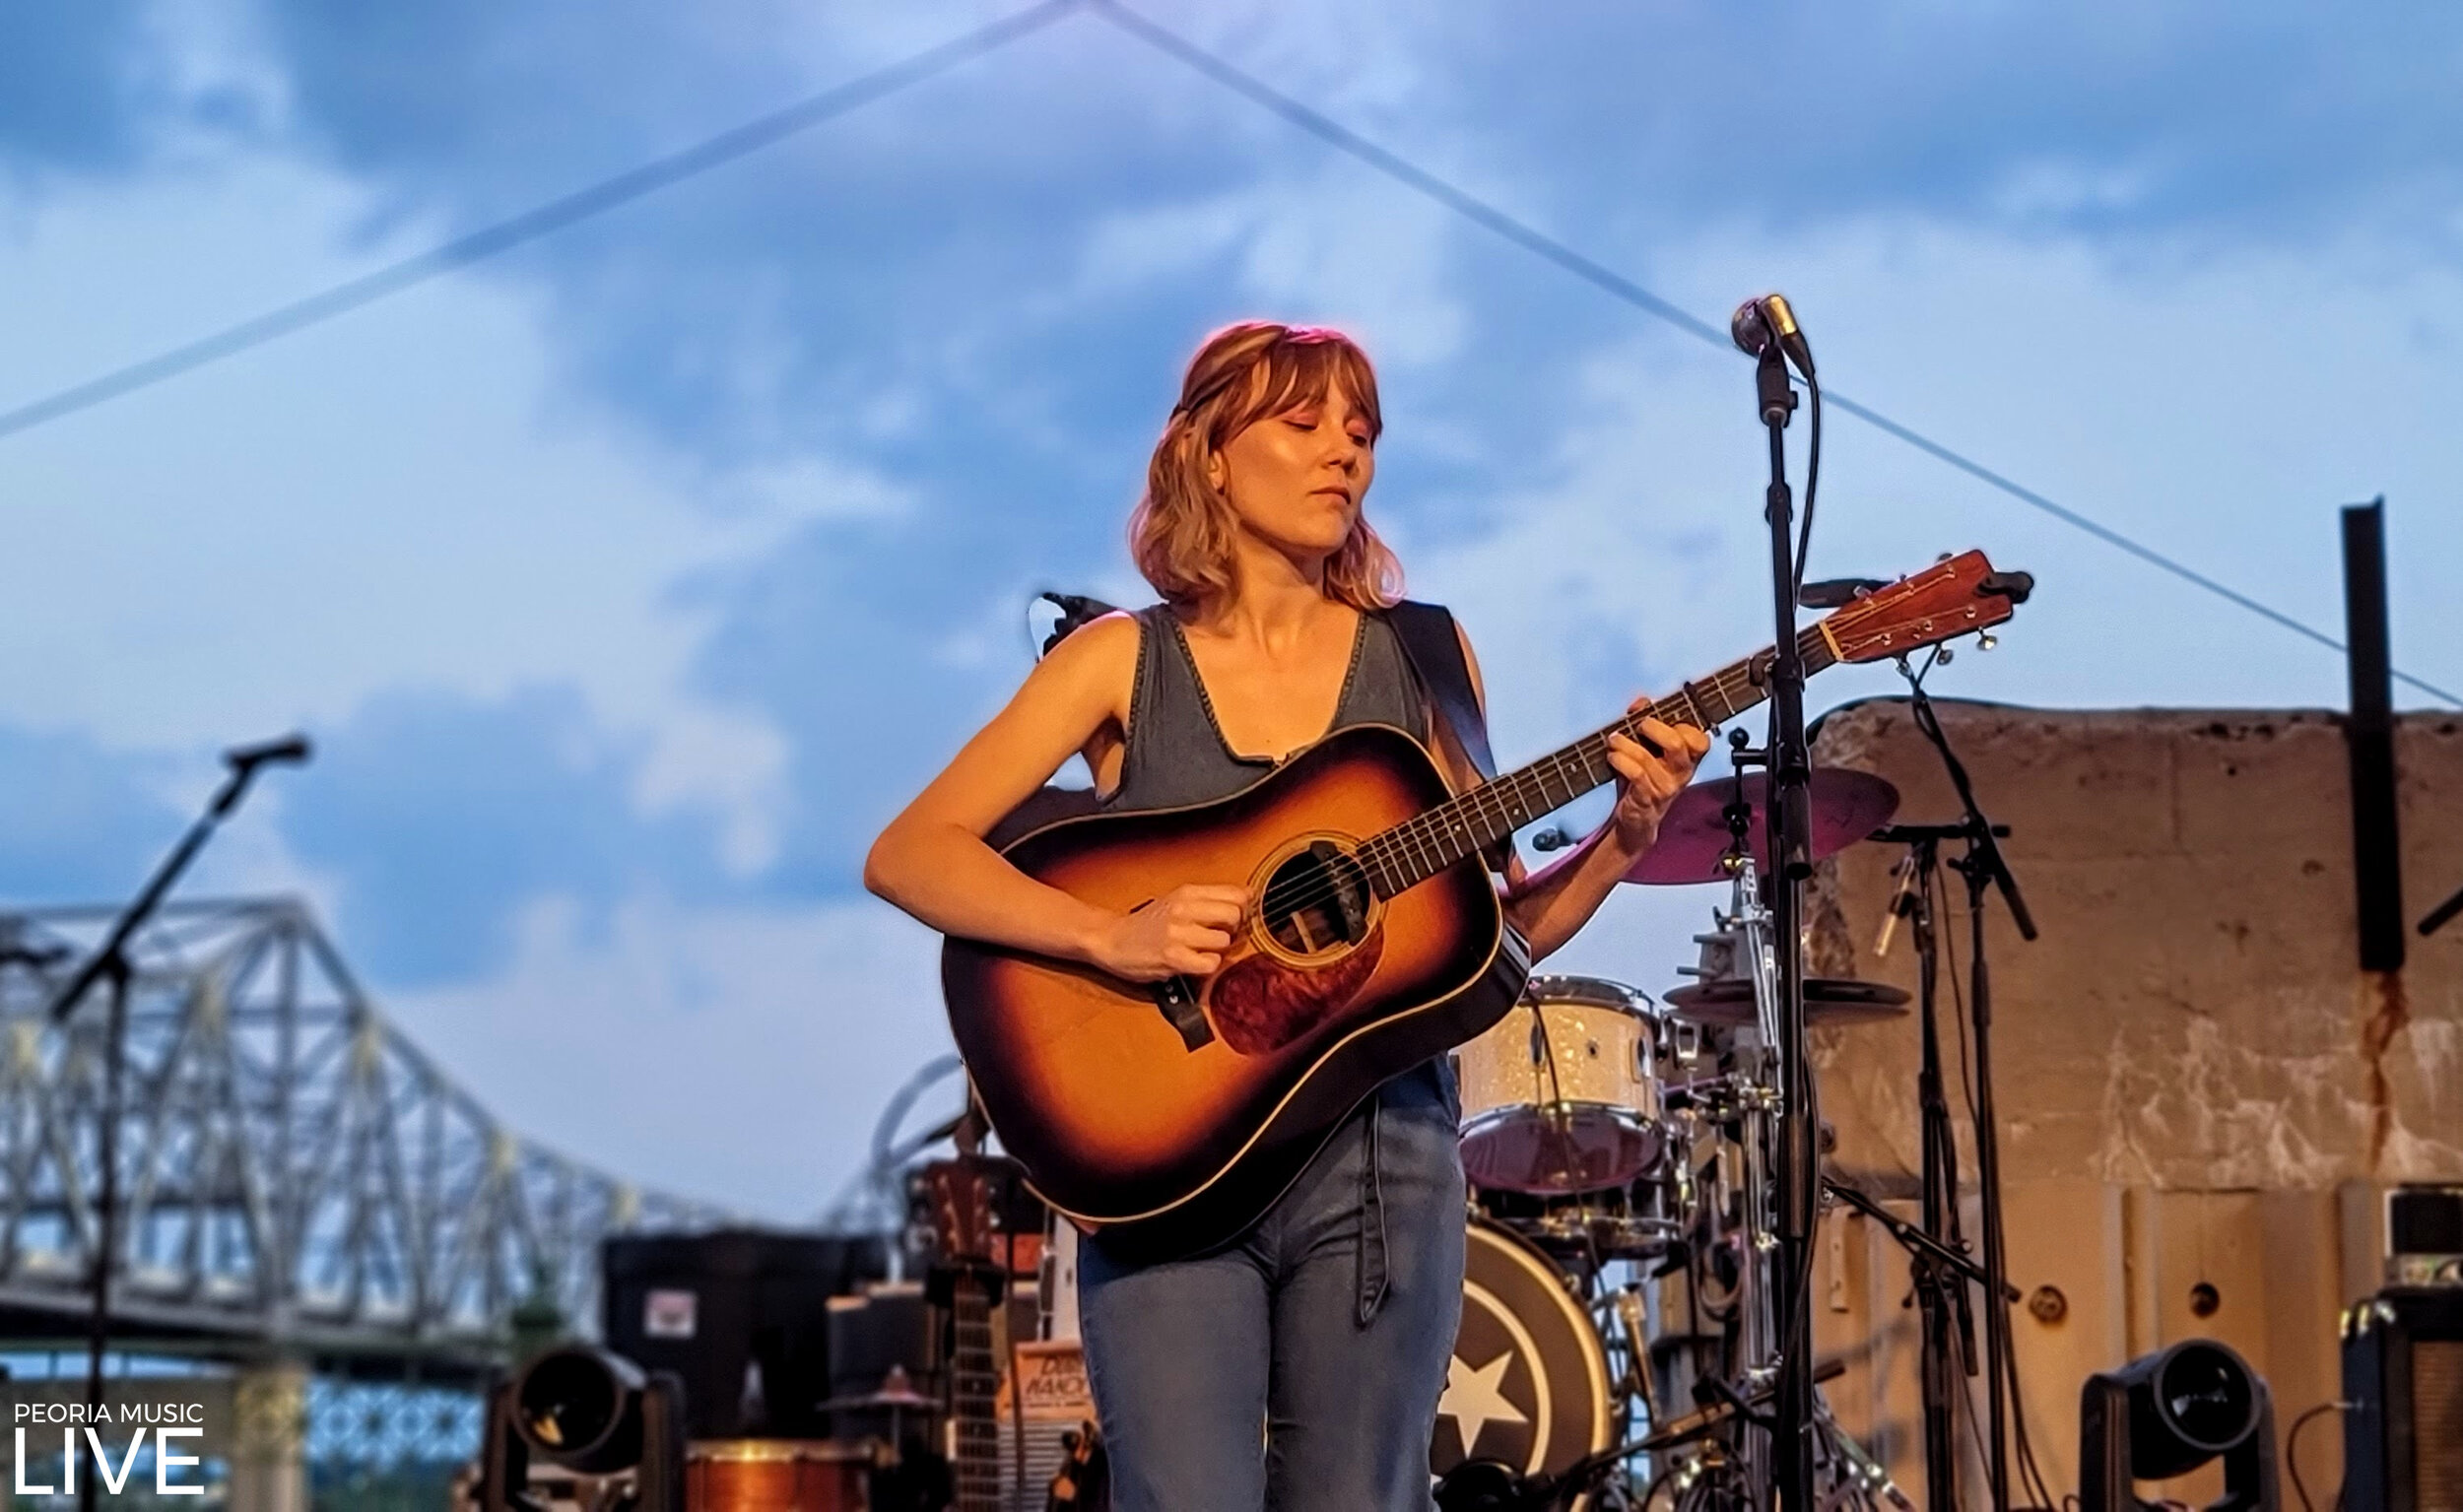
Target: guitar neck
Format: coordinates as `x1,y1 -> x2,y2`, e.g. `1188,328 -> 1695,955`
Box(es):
950,1278 -> 1002,1512
1362,622 -> 1838,894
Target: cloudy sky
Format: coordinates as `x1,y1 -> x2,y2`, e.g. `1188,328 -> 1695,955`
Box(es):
4,1 -> 2458,1217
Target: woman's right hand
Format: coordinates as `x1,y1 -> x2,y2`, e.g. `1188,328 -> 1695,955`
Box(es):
1090,884 -> 1249,981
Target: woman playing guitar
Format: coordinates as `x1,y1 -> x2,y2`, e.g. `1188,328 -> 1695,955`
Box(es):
865,321 -> 1708,1512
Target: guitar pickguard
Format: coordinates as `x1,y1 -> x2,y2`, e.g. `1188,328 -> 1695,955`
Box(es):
1206,928 -> 1384,1056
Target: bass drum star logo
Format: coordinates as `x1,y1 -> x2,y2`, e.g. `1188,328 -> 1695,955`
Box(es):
1431,1222 -> 1612,1481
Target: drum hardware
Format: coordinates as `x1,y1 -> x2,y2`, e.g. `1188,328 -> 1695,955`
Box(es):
1446,777 -> 1917,1507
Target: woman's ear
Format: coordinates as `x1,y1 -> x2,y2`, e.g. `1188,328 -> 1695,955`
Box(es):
1203,444 -> 1227,494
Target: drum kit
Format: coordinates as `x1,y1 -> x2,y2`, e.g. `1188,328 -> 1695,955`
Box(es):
1432,767 -> 1917,1512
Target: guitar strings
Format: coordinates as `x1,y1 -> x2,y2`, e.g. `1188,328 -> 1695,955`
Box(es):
1252,626 -> 1814,918
1241,607 -> 1873,927
1248,663 -> 1753,923
1247,670 -> 1741,923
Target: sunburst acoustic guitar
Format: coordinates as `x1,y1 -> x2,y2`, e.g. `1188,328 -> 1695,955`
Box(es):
944,551 -> 2028,1260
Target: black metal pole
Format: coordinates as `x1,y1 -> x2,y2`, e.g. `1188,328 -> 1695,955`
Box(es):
1961,852 -> 2014,1512
2342,498 -> 2404,972
78,962 -> 130,1512
1752,342 -> 1818,1512
1908,837 -> 1965,1512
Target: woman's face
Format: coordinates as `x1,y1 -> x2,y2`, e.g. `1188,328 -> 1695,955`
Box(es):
1206,381 -> 1375,561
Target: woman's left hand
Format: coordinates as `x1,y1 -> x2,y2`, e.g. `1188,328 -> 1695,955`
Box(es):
1605,701 -> 1712,853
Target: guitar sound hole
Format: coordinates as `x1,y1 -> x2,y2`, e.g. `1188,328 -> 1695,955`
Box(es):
1263,844 -> 1373,956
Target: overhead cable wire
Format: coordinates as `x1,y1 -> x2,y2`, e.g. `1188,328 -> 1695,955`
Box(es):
1089,0 -> 2462,709
0,0 -> 1081,444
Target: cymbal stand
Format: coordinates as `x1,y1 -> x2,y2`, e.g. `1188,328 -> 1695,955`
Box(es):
1710,758 -> 1783,1496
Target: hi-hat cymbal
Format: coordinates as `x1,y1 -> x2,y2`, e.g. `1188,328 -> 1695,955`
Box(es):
1624,768 -> 1899,885
818,1364 -> 935,1413
1660,977 -> 1911,1026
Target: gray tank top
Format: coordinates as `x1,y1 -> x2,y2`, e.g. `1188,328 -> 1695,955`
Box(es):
1102,602 -> 1452,1120
1105,604 -> 1430,814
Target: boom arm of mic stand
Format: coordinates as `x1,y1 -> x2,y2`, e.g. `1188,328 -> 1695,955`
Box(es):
1906,688 -> 2036,941
47,759 -> 274,1022
1824,1180 -> 2019,1302
2421,879 -> 2463,938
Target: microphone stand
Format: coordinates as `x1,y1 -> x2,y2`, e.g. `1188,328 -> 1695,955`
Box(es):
1749,341 -> 1820,1512
1870,822 -> 1991,1512
48,737 -> 307,1512
1900,672 -> 2035,1512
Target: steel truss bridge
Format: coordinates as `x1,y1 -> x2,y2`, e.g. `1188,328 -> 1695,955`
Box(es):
0,896 -> 728,1388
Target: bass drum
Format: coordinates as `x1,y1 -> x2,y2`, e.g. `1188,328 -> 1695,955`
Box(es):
1431,1218 -> 1616,1493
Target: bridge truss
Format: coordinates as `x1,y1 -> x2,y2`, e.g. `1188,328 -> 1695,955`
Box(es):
0,896 -> 728,1381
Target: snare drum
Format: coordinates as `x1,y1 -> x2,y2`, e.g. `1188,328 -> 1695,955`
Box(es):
1455,975 -> 1666,1195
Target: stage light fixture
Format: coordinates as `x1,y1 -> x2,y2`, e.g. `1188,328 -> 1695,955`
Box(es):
2080,1338 -> 2279,1512
480,1345 -> 687,1512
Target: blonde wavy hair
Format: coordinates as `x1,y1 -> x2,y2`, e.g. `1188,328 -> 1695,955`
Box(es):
1129,321 -> 1405,611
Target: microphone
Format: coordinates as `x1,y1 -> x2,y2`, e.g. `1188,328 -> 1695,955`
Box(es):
1729,293 -> 1815,378
1038,592 -> 1121,656
225,733 -> 312,771
1873,852 -> 1918,958
1978,569 -> 2035,605
1798,576 -> 1886,610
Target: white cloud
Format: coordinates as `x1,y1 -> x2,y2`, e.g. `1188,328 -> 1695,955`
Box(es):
0,151 -> 923,864
384,889 -> 952,1218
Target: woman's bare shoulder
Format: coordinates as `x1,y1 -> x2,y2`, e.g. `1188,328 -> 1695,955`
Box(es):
1033,608 -> 1142,690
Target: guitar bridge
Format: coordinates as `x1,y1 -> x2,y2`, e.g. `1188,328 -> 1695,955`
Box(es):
1153,975 -> 1213,1051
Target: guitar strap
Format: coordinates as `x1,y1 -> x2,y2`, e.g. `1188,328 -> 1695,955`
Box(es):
1385,600 -> 1497,781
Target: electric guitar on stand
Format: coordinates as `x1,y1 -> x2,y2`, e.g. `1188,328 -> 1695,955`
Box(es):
922,1159 -> 1004,1512
945,551 -> 2029,1260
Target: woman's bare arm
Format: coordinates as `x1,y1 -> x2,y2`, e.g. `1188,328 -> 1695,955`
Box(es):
863,614 -> 1245,981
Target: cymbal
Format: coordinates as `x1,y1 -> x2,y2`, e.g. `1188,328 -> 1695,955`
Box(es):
818,1364 -> 935,1413
1624,768 -> 1899,885
1660,977 -> 1911,1026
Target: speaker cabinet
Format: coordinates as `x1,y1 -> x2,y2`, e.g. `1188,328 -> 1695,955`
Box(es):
601,1229 -> 889,1441
2344,1287 -> 2463,1512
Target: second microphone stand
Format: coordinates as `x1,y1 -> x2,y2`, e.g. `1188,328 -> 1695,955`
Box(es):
47,737 -> 307,1512
1901,663 -> 2037,1512
1872,822 -> 1989,1511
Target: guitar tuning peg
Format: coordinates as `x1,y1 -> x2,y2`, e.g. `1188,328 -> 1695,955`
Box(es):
1935,647 -> 1955,666
1978,632 -> 1998,651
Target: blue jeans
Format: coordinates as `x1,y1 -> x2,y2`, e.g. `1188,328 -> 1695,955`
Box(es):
1078,1068 -> 1467,1512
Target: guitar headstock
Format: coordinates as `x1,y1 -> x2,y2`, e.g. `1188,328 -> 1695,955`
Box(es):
1820,550 -> 2030,664
922,1158 -> 996,1268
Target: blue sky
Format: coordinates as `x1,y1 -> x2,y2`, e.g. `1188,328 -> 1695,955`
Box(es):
4,1 -> 2458,1216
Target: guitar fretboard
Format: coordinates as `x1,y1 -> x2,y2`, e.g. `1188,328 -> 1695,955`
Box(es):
1358,624 -> 1836,895
950,1282 -> 1001,1512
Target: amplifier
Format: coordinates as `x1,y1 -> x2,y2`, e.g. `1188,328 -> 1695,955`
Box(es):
2388,1187 -> 2463,1288
2343,1287 -> 2463,1512
602,1228 -> 889,1441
